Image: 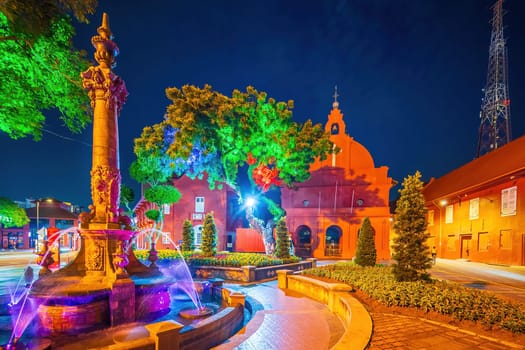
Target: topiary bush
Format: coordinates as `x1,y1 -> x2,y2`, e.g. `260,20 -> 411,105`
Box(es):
355,217 -> 377,267
181,219 -> 194,251
201,212 -> 217,257
275,217 -> 291,259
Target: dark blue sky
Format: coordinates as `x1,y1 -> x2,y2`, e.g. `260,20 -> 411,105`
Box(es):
1,0 -> 525,209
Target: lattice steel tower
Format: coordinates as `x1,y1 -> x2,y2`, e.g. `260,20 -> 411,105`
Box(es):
476,0 -> 511,157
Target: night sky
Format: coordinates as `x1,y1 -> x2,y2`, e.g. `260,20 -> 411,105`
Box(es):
1,0 -> 525,209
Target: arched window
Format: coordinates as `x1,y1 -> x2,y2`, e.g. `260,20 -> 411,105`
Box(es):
331,123 -> 339,135
325,225 -> 342,256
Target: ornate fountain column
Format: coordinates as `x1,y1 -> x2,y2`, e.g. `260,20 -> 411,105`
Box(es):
81,13 -> 127,229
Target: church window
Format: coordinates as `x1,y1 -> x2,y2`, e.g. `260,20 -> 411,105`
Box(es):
331,123 -> 339,135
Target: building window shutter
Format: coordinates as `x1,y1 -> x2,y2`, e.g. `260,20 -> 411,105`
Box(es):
501,186 -> 517,216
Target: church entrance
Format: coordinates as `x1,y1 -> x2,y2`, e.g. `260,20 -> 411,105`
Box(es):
295,225 -> 312,258
325,225 -> 342,257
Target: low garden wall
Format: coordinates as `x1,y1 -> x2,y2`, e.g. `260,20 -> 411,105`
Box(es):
191,258 -> 316,282
277,270 -> 372,350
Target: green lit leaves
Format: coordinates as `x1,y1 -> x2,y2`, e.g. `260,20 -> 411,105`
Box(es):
0,12 -> 90,140
0,196 -> 29,228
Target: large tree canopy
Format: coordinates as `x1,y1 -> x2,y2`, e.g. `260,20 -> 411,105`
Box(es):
1,0 -> 97,40
0,197 -> 29,228
134,85 -> 333,195
0,2 -> 95,140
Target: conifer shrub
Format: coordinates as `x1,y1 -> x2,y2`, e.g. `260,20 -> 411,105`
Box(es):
392,171 -> 432,281
201,212 -> 217,257
275,217 -> 291,258
181,219 -> 194,251
355,217 -> 377,267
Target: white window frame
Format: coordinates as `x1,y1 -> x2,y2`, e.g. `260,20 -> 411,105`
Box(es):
161,231 -> 171,244
193,225 -> 203,246
163,204 -> 170,215
469,198 -> 479,220
501,186 -> 517,216
445,205 -> 453,224
195,197 -> 205,213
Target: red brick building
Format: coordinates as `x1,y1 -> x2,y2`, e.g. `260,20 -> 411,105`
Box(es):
281,99 -> 393,260
134,175 -> 243,251
423,134 -> 525,265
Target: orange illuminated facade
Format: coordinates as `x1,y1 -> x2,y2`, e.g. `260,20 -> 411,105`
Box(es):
423,134 -> 525,265
281,98 -> 393,260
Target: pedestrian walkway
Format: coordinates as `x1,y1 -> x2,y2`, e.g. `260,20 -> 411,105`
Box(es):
213,280 -> 525,350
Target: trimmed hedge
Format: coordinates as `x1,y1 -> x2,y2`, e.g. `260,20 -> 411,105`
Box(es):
302,263 -> 525,333
133,249 -> 300,268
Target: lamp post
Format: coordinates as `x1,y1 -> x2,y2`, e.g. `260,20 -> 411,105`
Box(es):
36,200 -> 39,251
436,199 -> 447,257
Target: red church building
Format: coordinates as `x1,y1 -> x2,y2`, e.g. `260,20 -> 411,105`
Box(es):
281,95 -> 393,260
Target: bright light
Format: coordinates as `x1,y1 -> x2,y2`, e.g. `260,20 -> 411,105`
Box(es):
440,199 -> 448,206
245,197 -> 256,207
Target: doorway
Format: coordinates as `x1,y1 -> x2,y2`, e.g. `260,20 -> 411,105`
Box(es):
295,225 -> 312,258
460,234 -> 472,259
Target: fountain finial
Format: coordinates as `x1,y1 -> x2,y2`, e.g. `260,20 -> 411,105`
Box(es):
97,12 -> 113,40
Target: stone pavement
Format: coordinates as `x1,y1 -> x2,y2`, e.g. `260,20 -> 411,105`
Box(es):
213,280 -> 525,350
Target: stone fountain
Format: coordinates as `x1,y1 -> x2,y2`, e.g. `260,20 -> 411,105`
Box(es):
29,13 -> 170,337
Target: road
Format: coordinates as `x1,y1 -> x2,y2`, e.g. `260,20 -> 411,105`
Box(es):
430,258 -> 525,303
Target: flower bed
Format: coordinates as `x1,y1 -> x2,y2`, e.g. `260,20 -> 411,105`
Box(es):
133,250 -> 300,267
302,262 -> 525,333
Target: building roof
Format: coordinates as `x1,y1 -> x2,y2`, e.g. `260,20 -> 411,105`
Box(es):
422,134 -> 525,202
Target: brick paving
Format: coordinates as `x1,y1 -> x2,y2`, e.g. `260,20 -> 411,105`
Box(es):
214,280 -> 525,350
368,313 -> 520,350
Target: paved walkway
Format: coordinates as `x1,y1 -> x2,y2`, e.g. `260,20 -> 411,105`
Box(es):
213,280 -> 525,350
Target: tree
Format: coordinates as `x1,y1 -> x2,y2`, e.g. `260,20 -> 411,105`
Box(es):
1,0 -> 97,41
133,84 -> 333,254
201,212 -> 217,257
275,217 -> 290,259
143,185 -> 182,245
120,184 -> 135,214
391,171 -> 431,282
0,11 -> 91,140
0,197 -> 29,228
355,217 -> 377,267
1,0 -> 98,140
181,219 -> 194,252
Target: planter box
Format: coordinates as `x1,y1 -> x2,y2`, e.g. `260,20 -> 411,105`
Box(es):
191,259 -> 316,282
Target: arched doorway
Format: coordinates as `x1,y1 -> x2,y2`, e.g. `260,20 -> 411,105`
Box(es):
325,225 -> 342,256
295,225 -> 312,258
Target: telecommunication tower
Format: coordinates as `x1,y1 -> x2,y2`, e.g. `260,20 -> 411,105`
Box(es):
476,0 -> 511,157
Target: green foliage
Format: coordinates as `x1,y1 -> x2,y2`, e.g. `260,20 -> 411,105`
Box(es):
355,217 -> 377,267
0,197 -> 29,228
129,155 -> 172,187
201,212 -> 217,257
303,264 -> 525,333
392,171 -> 431,282
145,209 -> 160,222
133,84 -> 333,196
181,219 -> 194,251
275,217 -> 290,258
144,185 -> 181,207
120,184 -> 134,213
133,249 -> 301,267
0,12 -> 91,140
1,0 -> 97,39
